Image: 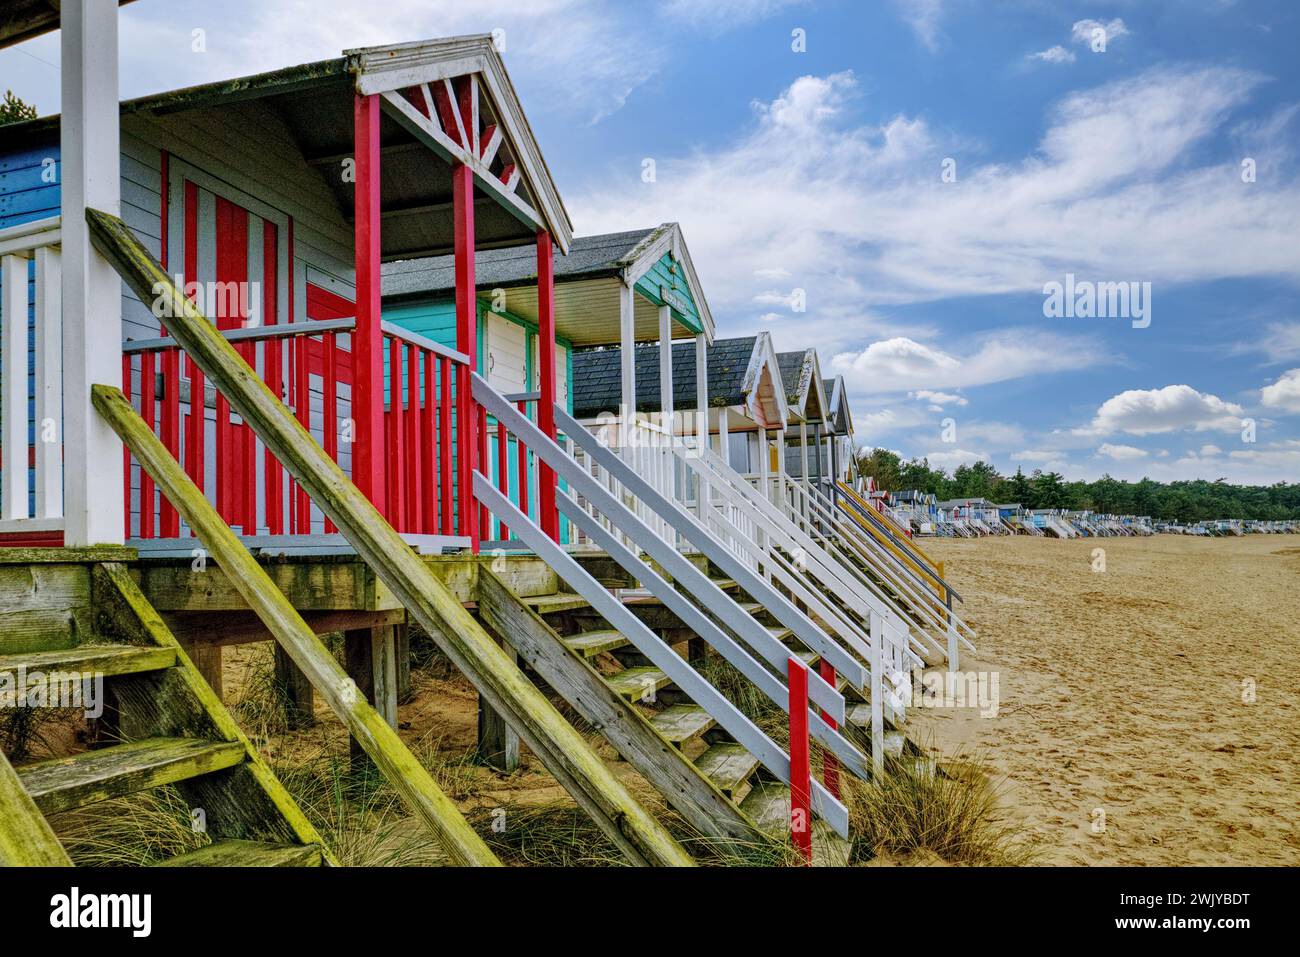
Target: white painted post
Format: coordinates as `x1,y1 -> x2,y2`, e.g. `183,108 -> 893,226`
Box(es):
799,420 -> 810,522
62,0 -> 125,545
694,334 -> 708,520
869,610 -> 885,778
34,247 -> 63,519
657,304 -> 673,544
1,254 -> 28,520
619,281 -> 636,447
776,426 -> 787,515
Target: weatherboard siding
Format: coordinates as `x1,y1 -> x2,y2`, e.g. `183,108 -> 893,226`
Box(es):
634,251 -> 702,335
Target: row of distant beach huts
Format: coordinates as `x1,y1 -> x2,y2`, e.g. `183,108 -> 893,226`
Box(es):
856,488 -> 1300,540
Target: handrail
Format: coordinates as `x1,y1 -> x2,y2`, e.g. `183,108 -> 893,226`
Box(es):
0,215 -> 61,256
92,383 -> 500,866
475,477 -> 851,837
86,206 -> 693,868
380,319 -> 472,366
123,317 -> 357,353
553,406 -> 879,687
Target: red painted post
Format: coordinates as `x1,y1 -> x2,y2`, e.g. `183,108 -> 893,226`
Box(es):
420,350 -> 435,534
818,659 -> 840,799
323,333 -> 339,534
293,335 -> 311,532
353,92 -> 387,520
140,351 -> 156,538
536,230 -> 558,541
788,656 -> 813,864
389,334 -> 406,530
478,404 -> 489,539
122,354 -> 132,539
452,161 -> 479,550
496,414 -> 509,540
407,344 -> 422,533
263,220 -> 283,536
439,357 -> 452,536
516,400 -> 529,524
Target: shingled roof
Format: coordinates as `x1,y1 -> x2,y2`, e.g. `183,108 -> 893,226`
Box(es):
383,228 -> 657,300
571,336 -> 760,419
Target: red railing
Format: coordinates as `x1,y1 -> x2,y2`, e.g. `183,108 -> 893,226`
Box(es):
122,319 -> 471,542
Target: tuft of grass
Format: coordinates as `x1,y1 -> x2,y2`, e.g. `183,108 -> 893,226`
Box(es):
470,801 -> 627,866
228,646 -> 296,742
845,752 -> 1035,866
49,785 -> 209,866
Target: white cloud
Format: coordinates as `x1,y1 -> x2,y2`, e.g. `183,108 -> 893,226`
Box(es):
1081,385 -> 1245,436
663,0 -> 806,30
1097,442 -> 1148,460
923,448 -> 990,469
1260,368 -> 1300,413
1230,322 -> 1300,363
1200,444 -> 1222,456
892,0 -> 947,50
908,389 -> 967,408
1071,18 -> 1130,47
572,65 -> 1295,357
829,330 -> 1109,394
1029,45 -> 1076,64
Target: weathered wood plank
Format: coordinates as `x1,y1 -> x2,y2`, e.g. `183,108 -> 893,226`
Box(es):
156,839 -> 324,867
0,752 -> 71,866
477,570 -> 761,845
86,208 -> 689,867
18,737 -> 246,815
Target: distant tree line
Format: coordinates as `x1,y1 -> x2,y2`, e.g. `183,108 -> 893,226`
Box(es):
854,448 -> 1300,522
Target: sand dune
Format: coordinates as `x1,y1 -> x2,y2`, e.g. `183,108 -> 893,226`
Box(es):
915,535 -> 1300,865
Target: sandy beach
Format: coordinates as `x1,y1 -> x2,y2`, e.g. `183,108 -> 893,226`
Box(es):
915,534 -> 1300,866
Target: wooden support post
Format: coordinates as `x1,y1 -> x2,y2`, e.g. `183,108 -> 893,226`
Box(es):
182,639 -> 223,700
273,642 -> 316,728
395,623 -> 412,703
476,631 -> 521,772
694,335 -> 709,519
536,230 -> 558,541
61,0 -> 125,544
345,626 -> 398,767
453,162 -> 479,550
352,93 -> 387,518
619,281 -> 636,446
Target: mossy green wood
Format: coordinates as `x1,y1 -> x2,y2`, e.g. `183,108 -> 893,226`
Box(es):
90,387 -> 498,868
86,207 -> 692,868
0,752 -> 71,866
93,562 -> 337,863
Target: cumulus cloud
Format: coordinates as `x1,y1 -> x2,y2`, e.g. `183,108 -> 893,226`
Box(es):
892,0 -> 947,50
923,448 -> 991,469
1080,385 -> 1245,436
1097,442 -> 1148,460
1071,18 -> 1129,47
1029,45 -> 1076,65
1260,368 -> 1300,413
909,389 -> 968,410
572,64 -> 1295,357
829,331 -> 1110,395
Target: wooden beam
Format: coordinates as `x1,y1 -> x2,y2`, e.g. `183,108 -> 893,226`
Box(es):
86,207 -> 692,868
0,753 -> 71,865
60,0 -> 125,544
536,230 -> 558,541
352,92 -> 387,516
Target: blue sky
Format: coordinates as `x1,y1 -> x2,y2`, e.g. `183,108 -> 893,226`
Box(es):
3,0 -> 1298,483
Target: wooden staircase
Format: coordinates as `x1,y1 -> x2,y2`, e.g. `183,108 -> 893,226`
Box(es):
0,560 -> 330,867
500,571 -> 864,865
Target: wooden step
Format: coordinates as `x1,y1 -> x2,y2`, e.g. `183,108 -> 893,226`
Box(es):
650,704 -> 716,747
739,780 -> 851,866
17,737 -> 246,815
710,578 -> 739,592
792,649 -> 820,669
605,666 -> 672,703
768,626 -> 794,643
561,629 -> 629,658
525,593 -> 591,614
736,602 -> 763,616
0,644 -> 177,683
157,839 -> 325,867
694,742 -> 760,797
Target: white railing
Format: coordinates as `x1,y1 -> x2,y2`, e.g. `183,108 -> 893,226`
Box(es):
0,217 -> 63,535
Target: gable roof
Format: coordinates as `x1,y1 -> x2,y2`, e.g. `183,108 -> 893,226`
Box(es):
382,222 -> 714,344
1,35 -> 571,255
571,333 -> 787,425
824,375 -> 853,436
776,349 -> 829,423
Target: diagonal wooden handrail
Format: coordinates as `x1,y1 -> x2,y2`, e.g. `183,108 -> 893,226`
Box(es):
0,751 -> 72,866
92,383 -> 499,867
87,207 -> 691,868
